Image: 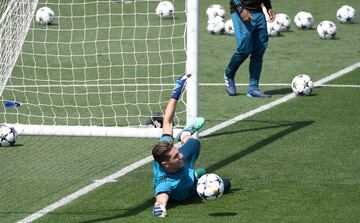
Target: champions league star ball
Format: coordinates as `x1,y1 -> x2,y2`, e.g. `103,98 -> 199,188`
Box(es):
206,4 -> 226,19
274,13 -> 291,32
0,124 -> 17,147
196,173 -> 224,201
207,16 -> 225,35
294,11 -> 314,29
291,74 -> 314,96
156,1 -> 175,19
317,20 -> 336,39
336,5 -> 357,23
267,21 -> 281,37
35,7 -> 55,25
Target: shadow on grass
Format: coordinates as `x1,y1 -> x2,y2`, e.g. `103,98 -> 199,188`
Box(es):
202,120 -> 308,139
76,198 -> 155,223
55,120 -> 314,222
264,87 -> 292,95
0,144 -> 23,149
206,120 -> 314,172
208,212 -> 238,217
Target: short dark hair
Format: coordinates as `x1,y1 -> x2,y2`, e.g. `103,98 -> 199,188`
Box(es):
152,141 -> 174,164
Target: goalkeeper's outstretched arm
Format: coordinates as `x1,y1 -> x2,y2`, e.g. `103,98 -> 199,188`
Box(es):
153,193 -> 169,217
161,73 -> 191,137
161,98 -> 176,137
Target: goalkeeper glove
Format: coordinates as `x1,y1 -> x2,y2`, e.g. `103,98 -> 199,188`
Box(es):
153,203 -> 167,217
171,73 -> 191,100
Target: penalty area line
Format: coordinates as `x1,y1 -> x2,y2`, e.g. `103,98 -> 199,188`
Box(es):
200,83 -> 360,88
17,61 -> 360,223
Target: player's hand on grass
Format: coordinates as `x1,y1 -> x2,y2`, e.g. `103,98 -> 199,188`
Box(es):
171,73 -> 191,100
153,203 -> 167,217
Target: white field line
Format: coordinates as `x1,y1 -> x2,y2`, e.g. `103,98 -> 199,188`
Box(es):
201,83 -> 360,87
319,84 -> 360,88
17,62 -> 360,223
6,83 -> 360,88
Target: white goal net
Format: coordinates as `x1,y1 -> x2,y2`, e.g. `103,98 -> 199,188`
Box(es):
0,0 -> 199,137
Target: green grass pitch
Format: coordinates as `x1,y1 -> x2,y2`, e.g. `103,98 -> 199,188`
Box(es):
1,0 -> 360,222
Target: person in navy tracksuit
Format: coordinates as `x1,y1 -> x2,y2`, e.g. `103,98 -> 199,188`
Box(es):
224,0 -> 275,98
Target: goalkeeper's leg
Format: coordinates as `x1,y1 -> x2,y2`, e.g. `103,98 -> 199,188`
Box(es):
223,179 -> 232,193
177,117 -> 205,143
194,168 -> 206,179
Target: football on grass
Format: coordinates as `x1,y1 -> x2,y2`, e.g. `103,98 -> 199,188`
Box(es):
0,124 -> 17,147
35,7 -> 55,25
291,74 -> 314,96
155,1 -> 175,19
294,11 -> 313,29
206,4 -> 225,19
196,173 -> 224,201
274,13 -> 291,32
317,20 -> 336,39
336,5 -> 357,23
207,16 -> 225,35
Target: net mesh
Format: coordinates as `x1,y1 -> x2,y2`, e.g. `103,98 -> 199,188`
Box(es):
0,0 -> 188,129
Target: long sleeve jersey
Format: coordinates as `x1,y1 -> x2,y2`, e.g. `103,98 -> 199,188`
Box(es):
230,0 -> 272,12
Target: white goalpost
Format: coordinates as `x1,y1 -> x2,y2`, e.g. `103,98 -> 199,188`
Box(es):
0,0 -> 199,138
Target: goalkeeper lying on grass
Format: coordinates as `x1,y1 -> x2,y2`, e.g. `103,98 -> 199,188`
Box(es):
151,73 -> 231,217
